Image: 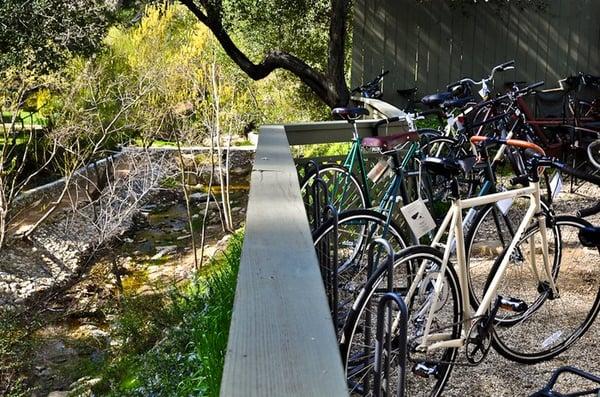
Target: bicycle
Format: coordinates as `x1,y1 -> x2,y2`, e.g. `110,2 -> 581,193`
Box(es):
300,107 -> 444,230
340,137 -> 600,396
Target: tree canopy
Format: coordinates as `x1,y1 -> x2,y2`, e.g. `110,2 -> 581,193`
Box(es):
0,0 -> 114,72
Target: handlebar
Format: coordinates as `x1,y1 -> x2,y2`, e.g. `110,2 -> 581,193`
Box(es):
495,60 -> 515,72
470,136 -> 546,156
518,81 -> 544,93
446,60 -> 516,92
351,70 -> 390,95
551,160 -> 600,186
374,115 -> 401,127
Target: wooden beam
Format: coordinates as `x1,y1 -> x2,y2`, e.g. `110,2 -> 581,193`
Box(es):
220,125 -> 348,397
284,119 -> 408,146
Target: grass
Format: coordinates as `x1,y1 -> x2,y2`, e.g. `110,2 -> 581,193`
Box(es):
88,231 -> 243,396
0,312 -> 38,397
0,132 -> 30,146
1,111 -> 48,127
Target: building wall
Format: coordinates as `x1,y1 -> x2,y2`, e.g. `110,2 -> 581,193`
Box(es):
352,0 -> 600,106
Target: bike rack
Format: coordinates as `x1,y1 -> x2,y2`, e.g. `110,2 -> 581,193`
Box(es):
304,160 -> 341,328
530,366 -> 600,397
373,292 -> 408,397
366,239 -> 409,397
321,204 -> 339,329
302,160 -> 331,231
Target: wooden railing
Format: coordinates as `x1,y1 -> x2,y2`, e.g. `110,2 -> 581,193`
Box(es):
220,119 -> 400,396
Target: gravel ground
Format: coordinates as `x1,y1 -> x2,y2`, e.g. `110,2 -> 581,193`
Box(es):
444,180 -> 600,396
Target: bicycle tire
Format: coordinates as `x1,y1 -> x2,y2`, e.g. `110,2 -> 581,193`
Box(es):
312,209 -> 408,335
420,136 -> 478,200
301,164 -> 368,229
340,246 -> 462,397
487,215 -> 600,363
465,200 -> 557,312
417,128 -> 442,143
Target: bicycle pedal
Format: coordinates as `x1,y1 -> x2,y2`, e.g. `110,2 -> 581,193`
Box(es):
412,362 -> 439,378
499,297 -> 528,313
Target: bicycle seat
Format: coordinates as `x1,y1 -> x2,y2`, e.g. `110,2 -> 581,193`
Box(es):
579,226 -> 600,247
361,131 -> 419,151
332,107 -> 369,119
421,92 -> 453,107
423,155 -> 476,177
443,96 -> 475,109
397,87 -> 418,97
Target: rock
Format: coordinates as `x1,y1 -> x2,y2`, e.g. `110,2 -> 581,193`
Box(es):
47,391 -> 69,397
202,245 -> 217,258
185,172 -> 198,186
190,192 -> 208,202
137,239 -> 155,254
230,167 -> 247,176
248,131 -> 259,145
151,245 -> 177,260
70,324 -> 110,346
68,376 -> 102,395
38,339 -> 77,364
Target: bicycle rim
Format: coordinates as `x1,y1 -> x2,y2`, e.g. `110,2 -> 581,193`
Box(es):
312,210 -> 407,336
341,246 -> 462,396
489,216 -> 600,363
301,164 -> 368,229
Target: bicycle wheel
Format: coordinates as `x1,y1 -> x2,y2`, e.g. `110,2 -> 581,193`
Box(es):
419,136 -> 477,201
417,128 -> 442,143
465,199 -> 557,312
487,215 -> 600,363
340,246 -> 462,397
587,138 -> 600,170
301,164 -> 368,229
312,209 -> 408,335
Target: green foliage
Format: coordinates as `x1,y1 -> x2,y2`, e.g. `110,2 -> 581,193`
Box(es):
222,0 -> 331,69
0,312 -> 38,396
0,0 -> 114,72
415,115 -> 443,130
92,231 -> 243,396
299,142 -> 352,158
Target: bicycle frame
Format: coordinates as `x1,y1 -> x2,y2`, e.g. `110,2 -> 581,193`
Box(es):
341,132 -> 373,207
406,179 -> 556,352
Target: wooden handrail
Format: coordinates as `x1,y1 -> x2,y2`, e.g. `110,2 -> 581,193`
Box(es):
220,125 -> 349,396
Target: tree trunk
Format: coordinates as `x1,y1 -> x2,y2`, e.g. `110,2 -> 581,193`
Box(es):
178,0 -> 351,108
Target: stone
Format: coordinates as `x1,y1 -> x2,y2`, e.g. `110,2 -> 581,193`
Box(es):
70,324 -> 110,346
137,240 -> 155,254
190,192 -> 208,201
37,339 -> 77,364
151,245 -> 177,260
47,391 -> 69,397
68,376 -> 102,395
230,167 -> 247,176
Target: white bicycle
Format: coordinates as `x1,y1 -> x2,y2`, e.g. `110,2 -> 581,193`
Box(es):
340,137 -> 600,396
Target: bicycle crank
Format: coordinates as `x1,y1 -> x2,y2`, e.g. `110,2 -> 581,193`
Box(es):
465,297 -> 502,364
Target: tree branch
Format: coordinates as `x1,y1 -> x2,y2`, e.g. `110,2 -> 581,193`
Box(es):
178,0 -> 349,108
